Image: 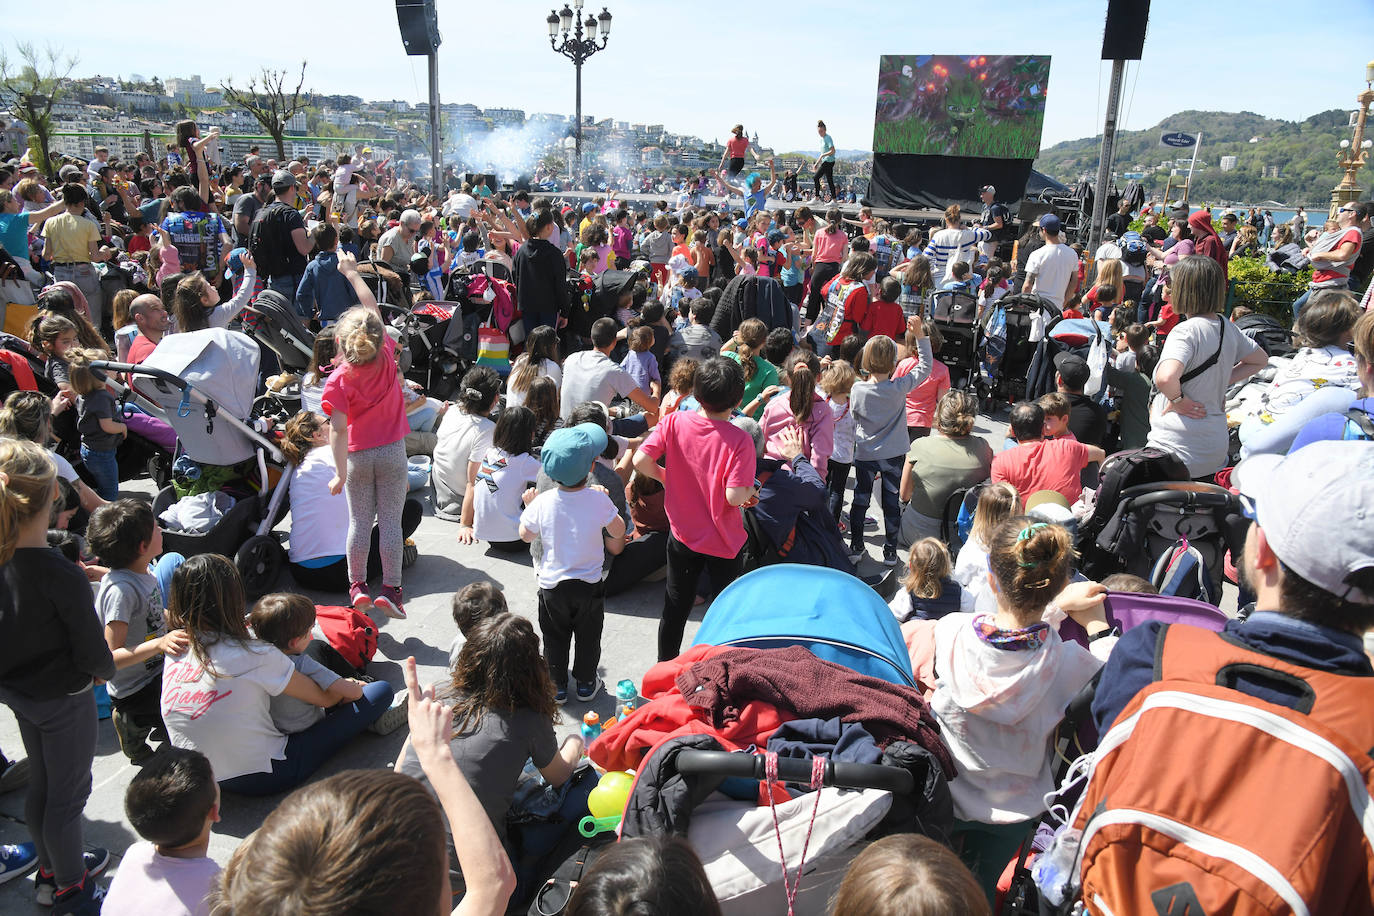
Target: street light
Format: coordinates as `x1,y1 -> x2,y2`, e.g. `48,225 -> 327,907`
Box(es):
1332,59 -> 1374,217
548,1 -> 612,185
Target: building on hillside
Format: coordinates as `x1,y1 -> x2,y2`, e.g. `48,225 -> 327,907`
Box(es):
486,108 -> 526,128
1219,155 -> 1238,171
322,109 -> 359,128
165,76 -> 223,108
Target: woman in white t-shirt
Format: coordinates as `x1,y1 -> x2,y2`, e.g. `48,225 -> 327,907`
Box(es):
505,325 -> 562,408
1146,256 -> 1266,478
436,367 -> 501,531
473,406 -> 542,552
160,554 -> 394,796
281,411 -> 422,593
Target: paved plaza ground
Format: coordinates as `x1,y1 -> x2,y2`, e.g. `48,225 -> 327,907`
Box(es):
0,410 -> 1030,910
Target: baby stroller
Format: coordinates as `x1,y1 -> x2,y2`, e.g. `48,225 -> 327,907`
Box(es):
357,259 -> 413,312
242,289 -> 315,375
92,328 -> 291,598
590,567 -> 954,916
985,293 -> 1060,408
926,289 -> 984,396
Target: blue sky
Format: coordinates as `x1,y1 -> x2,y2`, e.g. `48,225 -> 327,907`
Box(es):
8,0 -> 1373,154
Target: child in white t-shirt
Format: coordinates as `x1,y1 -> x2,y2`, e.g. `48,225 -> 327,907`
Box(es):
331,153 -> 359,221
820,359 -> 857,524
519,423 -> 626,704
100,748 -> 221,916
473,406 -> 542,551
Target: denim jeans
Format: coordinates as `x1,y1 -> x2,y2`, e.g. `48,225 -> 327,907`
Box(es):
219,679 -> 394,796
81,445 -> 119,501
849,455 -> 904,553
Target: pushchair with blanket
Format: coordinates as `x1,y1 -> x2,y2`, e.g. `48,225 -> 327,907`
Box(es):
587,566 -> 954,916
93,328 -> 291,598
984,293 -> 1061,408
926,289 -> 984,396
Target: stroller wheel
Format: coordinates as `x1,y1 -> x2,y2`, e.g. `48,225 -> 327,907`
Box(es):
236,535 -> 283,599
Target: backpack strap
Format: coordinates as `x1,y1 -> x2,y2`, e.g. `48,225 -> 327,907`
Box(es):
1156,624 -> 1374,749
1344,408 -> 1374,440
1180,316 -> 1226,384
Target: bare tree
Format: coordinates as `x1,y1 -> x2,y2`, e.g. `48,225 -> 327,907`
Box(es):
0,44 -> 78,182
220,62 -> 307,160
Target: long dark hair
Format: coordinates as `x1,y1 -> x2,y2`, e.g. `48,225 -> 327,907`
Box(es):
168,554 -> 251,677
785,348 -> 819,424
446,614 -> 558,733
492,405 -> 535,456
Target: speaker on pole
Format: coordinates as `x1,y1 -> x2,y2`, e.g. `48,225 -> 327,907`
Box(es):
396,0 -> 441,56
1101,0 -> 1149,61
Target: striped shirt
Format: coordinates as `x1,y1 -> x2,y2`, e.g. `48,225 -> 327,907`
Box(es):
924,226 -> 991,283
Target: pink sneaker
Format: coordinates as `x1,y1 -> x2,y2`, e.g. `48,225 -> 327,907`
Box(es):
375,585 -> 406,620
349,583 -> 373,613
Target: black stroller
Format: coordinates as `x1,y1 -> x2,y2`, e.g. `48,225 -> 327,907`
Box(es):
985,293 -> 1060,408
926,289 -> 983,396
242,289 -> 315,375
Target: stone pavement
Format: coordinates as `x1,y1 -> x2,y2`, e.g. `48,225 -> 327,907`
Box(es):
0,412 -> 1031,911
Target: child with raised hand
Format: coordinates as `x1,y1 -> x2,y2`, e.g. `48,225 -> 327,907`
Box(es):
67,348 -> 125,502
0,439 -> 116,913
86,499 -> 187,764
520,424 -> 627,703
321,252 -> 412,619
100,748 -> 221,916
633,356 -> 759,661
473,405 -> 542,552
888,537 -> 974,622
849,317 -> 931,566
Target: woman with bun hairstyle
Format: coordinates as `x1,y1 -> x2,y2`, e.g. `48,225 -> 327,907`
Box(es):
319,253 -> 412,620
903,517 -> 1114,898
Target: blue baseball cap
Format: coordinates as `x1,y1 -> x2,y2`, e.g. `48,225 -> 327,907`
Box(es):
581,202 -> 596,213
1037,213 -> 1062,233
540,423 -> 608,487
227,247 -> 248,275
735,218 -> 748,229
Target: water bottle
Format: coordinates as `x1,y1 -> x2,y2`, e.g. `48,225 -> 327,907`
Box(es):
615,679 -> 639,716
580,711 -> 601,745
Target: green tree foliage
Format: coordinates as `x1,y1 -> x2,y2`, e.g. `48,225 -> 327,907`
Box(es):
1228,256 -> 1310,323
0,43 -> 78,181
1036,109 -> 1368,206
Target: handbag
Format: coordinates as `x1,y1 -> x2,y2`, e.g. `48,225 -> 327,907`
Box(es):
476,318 -> 511,376
1084,327 -> 1108,397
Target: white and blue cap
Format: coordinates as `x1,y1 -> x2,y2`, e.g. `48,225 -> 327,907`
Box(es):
1232,441 -> 1374,605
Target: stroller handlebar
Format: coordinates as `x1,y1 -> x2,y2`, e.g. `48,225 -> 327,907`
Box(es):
89,360 -> 189,392
674,750 -> 915,795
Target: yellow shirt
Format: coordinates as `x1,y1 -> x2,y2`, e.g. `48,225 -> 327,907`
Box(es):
41,212 -> 100,264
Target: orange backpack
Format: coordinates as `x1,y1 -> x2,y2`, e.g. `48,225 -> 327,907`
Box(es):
1068,624 -> 1374,916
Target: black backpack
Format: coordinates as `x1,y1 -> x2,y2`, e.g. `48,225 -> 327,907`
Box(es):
248,202 -> 297,278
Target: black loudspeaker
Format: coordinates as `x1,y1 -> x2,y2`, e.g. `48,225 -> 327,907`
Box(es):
396,0 -> 440,56
1101,0 -> 1149,60
1017,201 -> 1054,226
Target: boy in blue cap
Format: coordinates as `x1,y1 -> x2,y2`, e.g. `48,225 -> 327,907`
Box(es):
519,423 -> 627,703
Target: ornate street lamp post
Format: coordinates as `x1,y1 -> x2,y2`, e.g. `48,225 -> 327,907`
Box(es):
548,2 -> 612,185
1330,59 -> 1374,219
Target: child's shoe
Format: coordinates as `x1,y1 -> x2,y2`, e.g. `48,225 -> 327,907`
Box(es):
349,582 -> 373,613
369,690 -> 409,735
51,870 -> 106,916
555,683 -> 569,706
575,677 -> 602,702
37,850 -> 108,906
882,546 -> 901,566
374,585 -> 406,620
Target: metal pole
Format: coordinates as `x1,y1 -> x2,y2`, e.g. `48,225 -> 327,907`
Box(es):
1182,131 -> 1202,207
575,59 -> 582,186
428,50 -> 442,195
1087,58 -> 1125,255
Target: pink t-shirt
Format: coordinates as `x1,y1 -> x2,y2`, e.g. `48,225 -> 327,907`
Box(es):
895,357 -> 950,427
320,333 -> 409,452
812,228 -> 847,265
638,409 -> 756,557
990,438 -> 1093,504
760,392 -> 835,478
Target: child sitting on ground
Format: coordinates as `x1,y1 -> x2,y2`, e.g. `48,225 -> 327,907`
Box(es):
87,499 -> 188,763
249,593 -> 367,735
519,423 -> 627,703
446,580 -> 508,668
473,406 -> 542,553
100,748 -> 222,916
952,482 -> 1021,613
888,537 -> 974,622
1036,392 -> 1075,440
621,326 -> 662,401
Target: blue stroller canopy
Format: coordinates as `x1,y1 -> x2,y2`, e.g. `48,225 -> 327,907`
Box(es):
691,565 -> 916,687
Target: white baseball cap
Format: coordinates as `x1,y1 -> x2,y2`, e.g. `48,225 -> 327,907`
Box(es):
1233,441 -> 1374,605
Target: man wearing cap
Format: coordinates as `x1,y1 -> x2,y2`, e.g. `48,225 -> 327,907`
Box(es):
519,422 -> 628,703
1092,440 -> 1374,739
250,169 -> 311,301
978,185 -> 1009,260
1054,352 -> 1109,448
1023,214 -> 1080,309
1105,199 -> 1133,238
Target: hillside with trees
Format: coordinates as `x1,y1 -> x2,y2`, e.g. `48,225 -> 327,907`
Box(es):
1034,109 -> 1366,206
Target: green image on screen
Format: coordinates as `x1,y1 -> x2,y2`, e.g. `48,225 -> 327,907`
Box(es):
873,55 -> 1051,159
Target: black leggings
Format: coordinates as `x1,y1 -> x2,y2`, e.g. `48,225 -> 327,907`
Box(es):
727,157 -> 745,177
814,160 -> 836,200
289,497 -> 423,593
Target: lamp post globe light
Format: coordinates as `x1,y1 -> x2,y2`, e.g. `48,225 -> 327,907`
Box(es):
1331,59 -> 1374,218
548,1 -> 612,186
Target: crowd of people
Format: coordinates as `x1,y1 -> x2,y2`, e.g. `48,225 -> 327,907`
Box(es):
0,117 -> 1371,916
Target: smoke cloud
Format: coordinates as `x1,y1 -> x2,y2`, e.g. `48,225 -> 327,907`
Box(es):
449,119 -> 569,184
